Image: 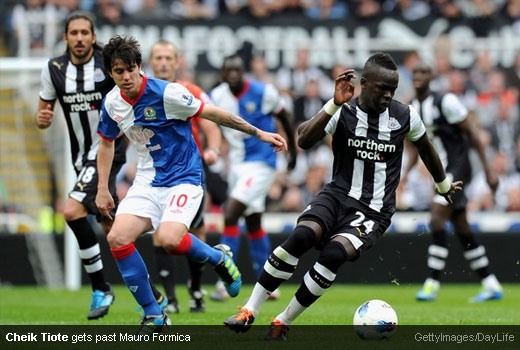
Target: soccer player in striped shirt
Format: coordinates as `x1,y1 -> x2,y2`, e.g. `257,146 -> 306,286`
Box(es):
224,52 -> 462,340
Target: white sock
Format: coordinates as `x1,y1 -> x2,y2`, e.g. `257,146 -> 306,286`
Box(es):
243,283 -> 271,317
275,296 -> 306,326
425,278 -> 440,291
482,274 -> 502,291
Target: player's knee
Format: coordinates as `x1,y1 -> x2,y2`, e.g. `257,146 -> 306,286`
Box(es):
318,240 -> 350,273
107,229 -> 130,248
63,206 -> 82,222
156,229 -> 187,251
281,224 -> 318,257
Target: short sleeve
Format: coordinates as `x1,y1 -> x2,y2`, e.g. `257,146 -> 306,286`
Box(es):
324,108 -> 342,135
441,93 -> 468,124
97,101 -> 120,141
261,84 -> 282,115
164,83 -> 204,121
406,105 -> 426,142
39,63 -> 56,101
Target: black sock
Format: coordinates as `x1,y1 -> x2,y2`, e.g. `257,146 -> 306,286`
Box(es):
457,233 -> 491,279
154,246 -> 177,302
295,241 -> 345,307
188,260 -> 205,292
67,217 -> 109,292
149,280 -> 163,301
428,229 -> 449,281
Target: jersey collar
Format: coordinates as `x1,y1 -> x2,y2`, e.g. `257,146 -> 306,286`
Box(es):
120,75 -> 148,105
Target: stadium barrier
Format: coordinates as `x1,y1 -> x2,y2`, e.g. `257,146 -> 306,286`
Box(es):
1,211 -> 519,285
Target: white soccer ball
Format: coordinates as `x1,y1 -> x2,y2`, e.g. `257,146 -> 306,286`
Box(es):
353,299 -> 398,340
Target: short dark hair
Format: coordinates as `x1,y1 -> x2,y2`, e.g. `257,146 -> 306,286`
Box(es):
103,36 -> 142,71
64,11 -> 102,51
222,54 -> 244,69
362,52 -> 398,78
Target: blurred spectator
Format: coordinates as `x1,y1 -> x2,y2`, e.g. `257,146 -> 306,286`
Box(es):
501,0 -> 520,25
246,54 -> 275,84
383,0 -> 431,21
10,0 -> 59,57
430,0 -> 462,19
123,0 -> 168,18
475,70 -> 518,133
467,152 -> 520,212
467,50 -> 494,94
293,79 -> 326,125
304,0 -> 348,19
94,0 -> 123,25
222,0 -> 248,15
171,0 -> 219,19
397,159 -> 433,211
456,0 -> 499,35
354,0 -> 382,18
395,50 -> 420,103
276,48 -> 324,98
504,51 -> 520,94
430,51 -> 452,93
319,62 -> 349,99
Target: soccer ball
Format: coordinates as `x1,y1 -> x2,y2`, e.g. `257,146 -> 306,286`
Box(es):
353,299 -> 398,340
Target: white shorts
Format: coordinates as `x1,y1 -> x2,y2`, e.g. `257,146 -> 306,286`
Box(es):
228,161 -> 276,216
116,182 -> 204,231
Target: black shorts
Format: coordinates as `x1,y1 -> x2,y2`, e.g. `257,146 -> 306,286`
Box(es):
69,161 -> 123,222
190,192 -> 205,230
298,191 -> 391,255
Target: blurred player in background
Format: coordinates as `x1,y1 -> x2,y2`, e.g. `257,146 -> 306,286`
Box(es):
224,52 -> 462,340
405,62 -> 503,302
209,54 -> 297,301
36,11 -> 122,320
96,35 -> 287,330
148,39 -> 222,313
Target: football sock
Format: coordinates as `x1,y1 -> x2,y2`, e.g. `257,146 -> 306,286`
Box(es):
67,217 -> 109,292
427,228 -> 448,281
247,228 -> 271,277
188,260 -> 205,292
111,243 -> 162,316
221,225 -> 240,258
167,233 -> 222,266
277,241 -> 344,325
458,233 -> 491,279
154,246 -> 177,302
244,225 -> 316,315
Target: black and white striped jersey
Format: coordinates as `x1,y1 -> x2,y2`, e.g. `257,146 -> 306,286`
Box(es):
322,98 -> 426,219
411,92 -> 471,182
40,48 -> 126,173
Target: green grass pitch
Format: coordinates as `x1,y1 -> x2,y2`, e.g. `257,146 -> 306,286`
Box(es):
1,284 -> 519,325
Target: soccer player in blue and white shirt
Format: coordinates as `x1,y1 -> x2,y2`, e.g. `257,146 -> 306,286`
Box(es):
210,55 -> 297,301
95,36 -> 287,329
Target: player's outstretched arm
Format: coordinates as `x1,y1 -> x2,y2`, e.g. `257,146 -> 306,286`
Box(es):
298,69 -> 356,149
412,133 -> 463,202
35,98 -> 56,129
96,137 -> 116,220
200,104 -> 288,152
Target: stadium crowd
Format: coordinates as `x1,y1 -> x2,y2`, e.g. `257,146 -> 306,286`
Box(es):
1,0 -> 519,216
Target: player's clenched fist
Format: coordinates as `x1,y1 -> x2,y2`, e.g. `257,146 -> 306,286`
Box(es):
36,104 -> 54,129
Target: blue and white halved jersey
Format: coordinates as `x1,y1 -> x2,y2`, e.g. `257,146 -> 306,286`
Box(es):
98,76 -> 204,187
211,80 -> 280,168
